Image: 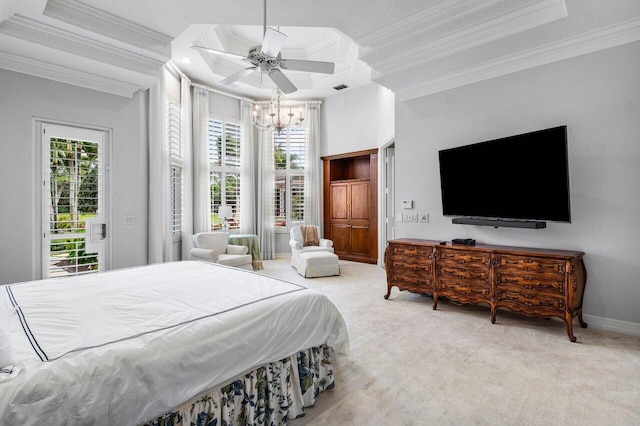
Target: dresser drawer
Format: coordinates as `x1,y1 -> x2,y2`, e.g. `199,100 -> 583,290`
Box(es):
391,270 -> 433,293
496,255 -> 565,275
436,278 -> 490,299
436,263 -> 488,281
496,273 -> 564,295
437,249 -> 490,266
391,244 -> 432,257
496,287 -> 565,315
390,257 -> 432,271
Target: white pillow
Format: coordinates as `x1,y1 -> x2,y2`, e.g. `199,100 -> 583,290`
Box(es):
0,291 -> 15,371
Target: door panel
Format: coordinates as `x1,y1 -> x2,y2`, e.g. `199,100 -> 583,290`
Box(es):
350,181 -> 370,221
43,124 -> 107,278
330,183 -> 348,220
350,224 -> 371,257
330,223 -> 351,256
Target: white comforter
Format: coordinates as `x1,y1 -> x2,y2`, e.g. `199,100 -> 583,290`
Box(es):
0,261 -> 349,425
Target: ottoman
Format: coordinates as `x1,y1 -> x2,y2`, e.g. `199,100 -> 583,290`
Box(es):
297,251 -> 340,278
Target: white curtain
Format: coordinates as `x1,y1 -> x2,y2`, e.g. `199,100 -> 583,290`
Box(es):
304,103 -> 322,229
180,75 -> 193,260
192,86 -> 211,234
240,100 -> 256,234
148,74 -> 172,264
257,130 -> 275,260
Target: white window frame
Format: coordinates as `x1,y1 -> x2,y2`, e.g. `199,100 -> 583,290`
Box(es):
208,116 -> 242,232
273,127 -> 307,233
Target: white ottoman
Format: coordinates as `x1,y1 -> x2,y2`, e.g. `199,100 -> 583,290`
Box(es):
297,251 -> 340,278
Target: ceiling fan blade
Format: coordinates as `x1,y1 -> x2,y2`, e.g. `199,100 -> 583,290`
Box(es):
279,59 -> 335,74
192,45 -> 248,62
217,67 -> 257,86
268,69 -> 297,94
261,27 -> 287,58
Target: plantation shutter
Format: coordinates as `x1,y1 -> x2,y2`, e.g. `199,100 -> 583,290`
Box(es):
167,98 -> 182,238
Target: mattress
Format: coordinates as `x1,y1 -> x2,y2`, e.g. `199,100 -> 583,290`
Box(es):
0,261 -> 349,425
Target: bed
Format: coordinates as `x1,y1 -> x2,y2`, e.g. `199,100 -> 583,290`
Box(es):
0,261 -> 349,425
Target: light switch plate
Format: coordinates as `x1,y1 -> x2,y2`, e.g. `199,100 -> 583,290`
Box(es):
406,213 -> 418,222
402,200 -> 413,209
396,212 -> 403,222
419,213 -> 429,223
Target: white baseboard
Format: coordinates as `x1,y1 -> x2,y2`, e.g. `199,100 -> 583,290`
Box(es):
582,314 -> 640,337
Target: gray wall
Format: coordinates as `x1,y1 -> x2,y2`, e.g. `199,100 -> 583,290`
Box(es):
0,69 -> 148,284
394,42 -> 640,326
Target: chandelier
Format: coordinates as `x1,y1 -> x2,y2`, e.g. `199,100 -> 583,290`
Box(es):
253,89 -> 304,135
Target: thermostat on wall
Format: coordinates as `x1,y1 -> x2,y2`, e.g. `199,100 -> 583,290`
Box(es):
402,200 -> 413,209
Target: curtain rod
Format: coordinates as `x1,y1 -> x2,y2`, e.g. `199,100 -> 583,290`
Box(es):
191,82 -> 322,105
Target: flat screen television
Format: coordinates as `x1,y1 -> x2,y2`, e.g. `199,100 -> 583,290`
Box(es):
438,126 -> 570,227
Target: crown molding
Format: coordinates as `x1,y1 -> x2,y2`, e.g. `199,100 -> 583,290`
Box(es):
0,0 -> 17,22
392,17 -> 640,101
363,0 -> 567,77
356,0 -> 495,52
43,0 -> 172,57
0,50 -> 144,97
0,15 -> 165,75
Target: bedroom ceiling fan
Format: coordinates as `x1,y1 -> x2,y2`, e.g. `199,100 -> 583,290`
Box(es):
192,0 -> 335,94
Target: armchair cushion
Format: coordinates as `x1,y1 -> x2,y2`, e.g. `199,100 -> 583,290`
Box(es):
190,247 -> 219,262
190,232 -> 253,271
196,233 -> 228,253
226,244 -> 249,255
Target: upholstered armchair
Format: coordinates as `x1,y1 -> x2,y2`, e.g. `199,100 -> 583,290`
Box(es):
289,225 -> 334,270
190,232 -> 253,271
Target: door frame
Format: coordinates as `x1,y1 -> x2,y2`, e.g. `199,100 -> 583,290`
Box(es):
34,118 -> 112,279
379,138 -> 395,268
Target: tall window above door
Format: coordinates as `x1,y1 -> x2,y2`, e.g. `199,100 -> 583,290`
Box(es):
209,118 -> 241,231
274,127 -> 306,230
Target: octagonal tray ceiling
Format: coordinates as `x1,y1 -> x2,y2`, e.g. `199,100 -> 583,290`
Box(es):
0,0 -> 638,100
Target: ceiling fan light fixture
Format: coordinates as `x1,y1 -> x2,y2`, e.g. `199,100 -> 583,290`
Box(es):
193,0 -> 335,94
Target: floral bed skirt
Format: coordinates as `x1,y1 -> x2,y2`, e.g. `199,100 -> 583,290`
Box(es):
143,344 -> 334,426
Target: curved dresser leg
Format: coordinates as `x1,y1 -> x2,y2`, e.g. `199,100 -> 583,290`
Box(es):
491,307 -> 496,324
432,296 -> 438,310
384,285 -> 391,299
578,310 -> 588,328
565,312 -> 577,342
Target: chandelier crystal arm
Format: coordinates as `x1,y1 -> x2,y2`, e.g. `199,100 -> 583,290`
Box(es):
253,89 -> 304,135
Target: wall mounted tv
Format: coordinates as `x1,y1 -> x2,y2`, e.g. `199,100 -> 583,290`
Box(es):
438,126 -> 570,229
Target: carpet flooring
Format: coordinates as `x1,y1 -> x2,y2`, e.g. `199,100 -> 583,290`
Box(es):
258,256 -> 640,426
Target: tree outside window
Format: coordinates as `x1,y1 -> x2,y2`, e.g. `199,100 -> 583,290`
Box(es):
209,119 -> 241,230
274,127 -> 306,229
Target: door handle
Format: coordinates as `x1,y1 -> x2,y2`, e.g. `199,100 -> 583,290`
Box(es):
101,223 -> 107,239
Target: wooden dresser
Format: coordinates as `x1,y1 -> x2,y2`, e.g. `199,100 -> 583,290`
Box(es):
384,239 -> 587,342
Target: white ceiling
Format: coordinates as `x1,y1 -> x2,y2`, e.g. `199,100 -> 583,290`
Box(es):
1,0 -> 639,101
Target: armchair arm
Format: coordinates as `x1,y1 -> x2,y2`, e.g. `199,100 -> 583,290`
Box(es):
226,244 -> 249,255
191,248 -> 219,262
289,239 -> 303,250
319,238 -> 333,248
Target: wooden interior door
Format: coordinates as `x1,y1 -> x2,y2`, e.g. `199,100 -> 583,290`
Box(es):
349,181 -> 370,221
330,183 -> 349,221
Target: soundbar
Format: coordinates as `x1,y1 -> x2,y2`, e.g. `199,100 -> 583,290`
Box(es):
452,217 -> 546,229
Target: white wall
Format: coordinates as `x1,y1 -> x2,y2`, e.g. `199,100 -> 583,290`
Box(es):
0,69 -> 148,284
394,42 -> 640,327
322,83 -> 395,156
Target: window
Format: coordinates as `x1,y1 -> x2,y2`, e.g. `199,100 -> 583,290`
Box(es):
167,98 -> 182,240
209,118 -> 241,230
274,127 -> 306,230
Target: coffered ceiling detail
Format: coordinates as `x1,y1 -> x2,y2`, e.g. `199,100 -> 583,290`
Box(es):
0,0 -> 638,100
